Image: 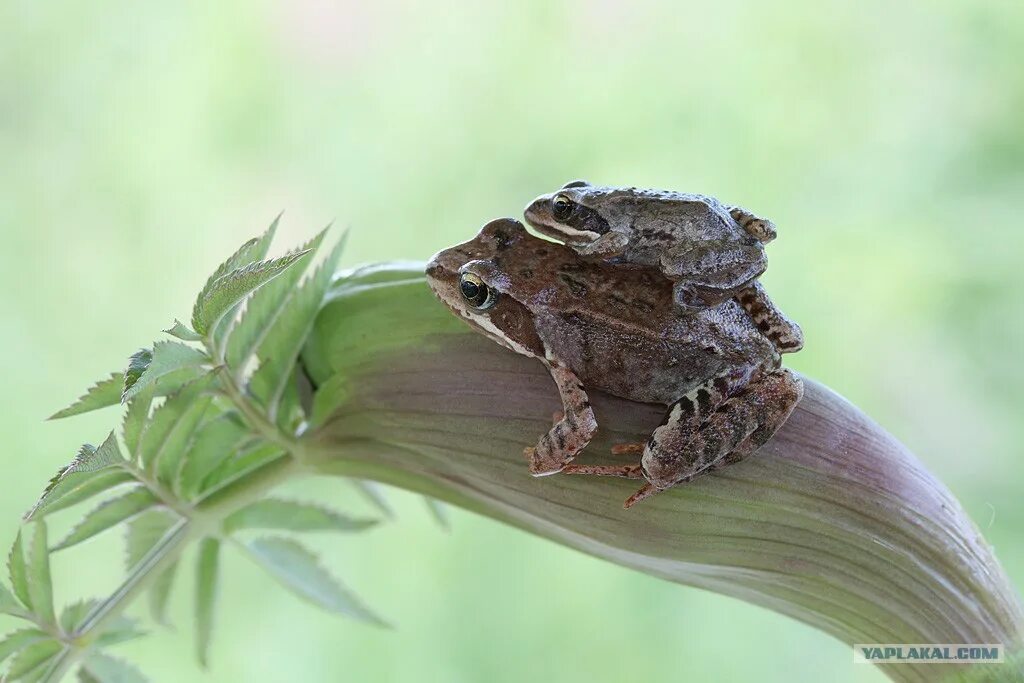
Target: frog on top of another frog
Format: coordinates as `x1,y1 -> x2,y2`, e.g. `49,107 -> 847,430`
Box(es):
425,218 -> 804,508
525,180 -> 803,354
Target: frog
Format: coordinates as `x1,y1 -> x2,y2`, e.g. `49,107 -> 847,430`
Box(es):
524,181 -> 804,354
425,218 -> 804,508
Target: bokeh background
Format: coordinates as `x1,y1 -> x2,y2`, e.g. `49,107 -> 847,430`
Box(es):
2,2 -> 1022,681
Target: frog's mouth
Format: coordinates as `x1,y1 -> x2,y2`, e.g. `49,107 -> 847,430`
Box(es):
524,201 -> 600,246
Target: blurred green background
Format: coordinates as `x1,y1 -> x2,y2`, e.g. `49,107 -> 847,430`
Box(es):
2,1 -> 1022,681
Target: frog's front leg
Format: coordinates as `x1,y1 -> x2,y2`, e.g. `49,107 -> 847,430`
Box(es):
661,240 -> 767,310
633,368 -> 803,507
728,206 -> 777,244
523,363 -> 598,476
574,231 -> 630,260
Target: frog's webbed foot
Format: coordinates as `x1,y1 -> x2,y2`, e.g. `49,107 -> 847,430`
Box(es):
735,282 -> 804,354
662,240 -> 767,311
729,206 -> 777,244
525,363 -> 597,475
640,368 -> 804,501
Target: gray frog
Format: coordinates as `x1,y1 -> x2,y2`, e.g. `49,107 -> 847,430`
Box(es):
426,218 -> 804,508
525,181 -> 803,353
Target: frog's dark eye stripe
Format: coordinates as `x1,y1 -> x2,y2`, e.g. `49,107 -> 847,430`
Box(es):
459,272 -> 498,310
552,194 -> 575,221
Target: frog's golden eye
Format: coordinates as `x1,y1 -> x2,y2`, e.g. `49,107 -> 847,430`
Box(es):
459,272 -> 497,310
552,194 -> 575,221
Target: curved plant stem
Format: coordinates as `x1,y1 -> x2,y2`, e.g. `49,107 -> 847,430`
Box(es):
300,266 -> 1024,683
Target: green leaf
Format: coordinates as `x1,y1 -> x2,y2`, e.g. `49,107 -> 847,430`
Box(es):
424,497 -> 450,531
191,251 -> 311,337
244,537 -> 387,626
4,638 -> 60,680
154,396 -> 214,487
59,599 -> 98,634
49,373 -> 124,420
53,488 -> 158,552
122,342 -> 208,403
224,499 -> 377,534
250,236 -> 346,423
175,413 -> 249,500
0,629 -> 47,665
31,471 -> 134,522
124,510 -> 179,626
121,350 -> 152,401
164,319 -> 202,342
350,480 -> 394,520
198,443 -> 282,498
7,530 -> 31,611
224,230 -> 326,374
26,433 -> 128,522
0,581 -> 24,617
199,217 -> 279,297
137,373 -> 215,472
121,388 -> 154,458
79,653 -> 148,683
195,538 -> 220,668
26,523 -> 54,626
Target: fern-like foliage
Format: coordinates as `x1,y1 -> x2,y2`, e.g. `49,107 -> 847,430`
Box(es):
0,219 -> 418,683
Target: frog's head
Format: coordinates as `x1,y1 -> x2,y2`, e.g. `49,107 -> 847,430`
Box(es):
524,180 -> 615,246
425,219 -> 545,358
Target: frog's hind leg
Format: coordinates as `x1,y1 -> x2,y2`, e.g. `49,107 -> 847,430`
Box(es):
524,363 -> 598,476
734,282 -> 804,354
637,368 -> 803,506
729,206 -> 777,243
663,240 -> 767,311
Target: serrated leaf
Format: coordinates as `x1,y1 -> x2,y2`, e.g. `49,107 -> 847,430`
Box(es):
4,638 -> 60,680
121,388 -> 154,459
199,217 -> 280,297
197,443 -> 282,498
125,510 -> 179,626
350,480 -> 394,520
122,342 -> 208,403
53,488 -> 158,552
26,433 -> 128,522
195,538 -> 220,668
59,599 -> 98,634
7,531 -> 31,611
0,629 -> 47,665
191,252 -> 311,337
79,653 -> 148,683
224,499 -> 377,534
121,350 -> 152,400
49,373 -> 124,420
176,414 -> 249,500
164,320 -> 202,342
154,396 -> 213,486
424,497 -> 450,531
31,471 -> 134,522
249,235 -> 346,423
0,581 -> 24,617
26,523 -> 54,626
224,231 -> 326,374
244,537 -> 387,626
137,373 -> 215,472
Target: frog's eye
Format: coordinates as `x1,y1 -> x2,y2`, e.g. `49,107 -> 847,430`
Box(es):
552,194 -> 575,221
459,272 -> 498,310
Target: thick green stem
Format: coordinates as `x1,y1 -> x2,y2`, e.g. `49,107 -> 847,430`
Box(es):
300,265 -> 1024,683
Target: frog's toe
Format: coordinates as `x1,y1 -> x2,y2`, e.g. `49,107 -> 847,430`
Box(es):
523,446 -> 566,477
610,442 -> 645,456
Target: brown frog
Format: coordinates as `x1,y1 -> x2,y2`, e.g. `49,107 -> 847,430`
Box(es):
425,218 -> 803,507
525,181 -> 803,353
